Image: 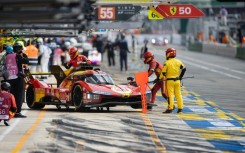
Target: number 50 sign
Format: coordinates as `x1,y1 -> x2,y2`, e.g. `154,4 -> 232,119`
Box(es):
156,4 -> 204,18
98,7 -> 116,20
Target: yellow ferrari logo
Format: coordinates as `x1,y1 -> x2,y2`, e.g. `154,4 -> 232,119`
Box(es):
170,6 -> 177,15
122,93 -> 130,98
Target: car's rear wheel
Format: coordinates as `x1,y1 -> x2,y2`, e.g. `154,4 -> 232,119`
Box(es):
72,85 -> 84,111
26,85 -> 45,109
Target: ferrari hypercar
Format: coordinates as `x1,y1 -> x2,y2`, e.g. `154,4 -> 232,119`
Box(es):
151,37 -> 169,46
24,65 -> 153,111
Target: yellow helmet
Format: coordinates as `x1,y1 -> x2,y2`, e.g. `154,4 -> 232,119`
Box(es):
15,40 -> 25,48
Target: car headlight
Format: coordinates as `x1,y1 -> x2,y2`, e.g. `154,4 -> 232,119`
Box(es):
92,91 -> 112,95
152,39 -> 156,43
86,93 -> 100,100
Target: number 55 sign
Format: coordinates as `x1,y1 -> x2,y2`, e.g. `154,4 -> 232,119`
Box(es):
95,5 -> 142,21
98,7 -> 116,20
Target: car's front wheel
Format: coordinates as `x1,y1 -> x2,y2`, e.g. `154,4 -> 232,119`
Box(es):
131,104 -> 142,109
72,85 -> 84,111
26,85 -> 45,109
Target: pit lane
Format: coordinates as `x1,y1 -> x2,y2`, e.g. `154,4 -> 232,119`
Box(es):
0,44 -> 244,153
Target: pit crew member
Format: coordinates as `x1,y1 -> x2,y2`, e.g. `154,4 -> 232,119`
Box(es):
161,48 -> 186,113
63,47 -> 91,69
143,51 -> 168,109
0,82 -> 17,126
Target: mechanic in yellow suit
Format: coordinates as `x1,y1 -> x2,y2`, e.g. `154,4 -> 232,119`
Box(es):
161,48 -> 186,113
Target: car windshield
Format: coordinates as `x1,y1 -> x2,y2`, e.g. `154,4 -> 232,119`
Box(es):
85,74 -> 115,85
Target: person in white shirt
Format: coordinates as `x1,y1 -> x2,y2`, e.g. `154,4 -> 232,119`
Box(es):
219,6 -> 228,26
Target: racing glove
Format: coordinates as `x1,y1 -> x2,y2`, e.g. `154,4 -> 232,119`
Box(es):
179,67 -> 186,81
153,78 -> 159,84
63,63 -> 72,69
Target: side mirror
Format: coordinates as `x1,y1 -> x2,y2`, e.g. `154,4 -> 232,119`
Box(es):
127,77 -> 134,82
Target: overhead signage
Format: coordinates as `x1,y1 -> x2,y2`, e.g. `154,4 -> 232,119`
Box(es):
156,4 -> 205,18
148,6 -> 164,20
90,21 -> 143,30
92,29 -> 108,34
97,7 -> 116,20
96,0 -> 152,4
95,5 -> 142,21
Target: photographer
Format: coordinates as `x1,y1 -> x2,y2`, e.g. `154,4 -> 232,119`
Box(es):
6,42 -> 29,118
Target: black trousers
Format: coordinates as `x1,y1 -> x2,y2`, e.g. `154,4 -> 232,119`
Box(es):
7,77 -> 24,113
108,52 -> 115,66
120,52 -> 127,71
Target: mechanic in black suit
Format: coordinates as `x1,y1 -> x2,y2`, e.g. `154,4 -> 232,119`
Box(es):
104,40 -> 115,67
115,34 -> 130,71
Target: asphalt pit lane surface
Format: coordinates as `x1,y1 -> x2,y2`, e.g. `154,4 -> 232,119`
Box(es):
40,115 -> 157,153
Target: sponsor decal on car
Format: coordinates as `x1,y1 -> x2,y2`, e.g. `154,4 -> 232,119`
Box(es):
111,86 -> 132,95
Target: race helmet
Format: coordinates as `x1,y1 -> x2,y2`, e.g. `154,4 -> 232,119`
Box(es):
1,82 -> 11,91
68,47 -> 79,60
143,51 -> 154,64
6,45 -> 13,54
13,42 -> 23,52
165,48 -> 176,59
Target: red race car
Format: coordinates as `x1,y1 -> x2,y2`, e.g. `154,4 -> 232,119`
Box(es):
24,65 -> 153,111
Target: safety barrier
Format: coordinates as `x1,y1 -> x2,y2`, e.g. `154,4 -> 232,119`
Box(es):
236,47 -> 245,60
187,42 -> 245,60
188,42 -> 202,52
202,43 -> 237,58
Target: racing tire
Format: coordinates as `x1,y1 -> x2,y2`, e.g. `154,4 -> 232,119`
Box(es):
26,85 -> 45,109
72,85 -> 84,111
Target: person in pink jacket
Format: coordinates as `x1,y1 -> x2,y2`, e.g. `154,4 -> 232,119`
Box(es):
0,82 -> 17,126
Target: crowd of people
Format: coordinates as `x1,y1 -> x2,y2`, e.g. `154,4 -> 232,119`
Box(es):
0,37 -> 81,125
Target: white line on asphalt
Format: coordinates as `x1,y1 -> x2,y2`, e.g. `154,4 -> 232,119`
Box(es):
183,60 -> 242,80
148,46 -> 243,80
180,56 -> 245,75
0,110 -> 27,142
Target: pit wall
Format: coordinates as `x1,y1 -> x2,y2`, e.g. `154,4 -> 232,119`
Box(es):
188,42 -> 245,60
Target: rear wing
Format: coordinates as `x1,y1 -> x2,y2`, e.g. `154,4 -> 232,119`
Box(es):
50,65 -> 67,87
24,65 -> 66,87
25,64 -> 95,87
